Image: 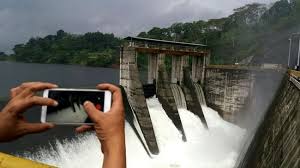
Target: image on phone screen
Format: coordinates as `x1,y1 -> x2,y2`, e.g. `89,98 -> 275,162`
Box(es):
45,90 -> 105,124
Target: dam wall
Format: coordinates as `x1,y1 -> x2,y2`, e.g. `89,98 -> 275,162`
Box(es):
237,72 -> 300,168
120,47 -> 159,155
204,65 -> 255,123
156,59 -> 187,141
182,68 -> 208,128
204,64 -> 286,124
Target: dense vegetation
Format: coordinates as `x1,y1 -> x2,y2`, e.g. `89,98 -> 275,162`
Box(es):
0,0 -> 299,67
3,30 -> 121,67
138,0 -> 300,64
0,52 -> 7,61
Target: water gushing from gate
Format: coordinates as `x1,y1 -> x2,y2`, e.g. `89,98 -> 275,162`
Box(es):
170,84 -> 187,109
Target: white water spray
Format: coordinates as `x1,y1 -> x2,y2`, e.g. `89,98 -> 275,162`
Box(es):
23,97 -> 245,168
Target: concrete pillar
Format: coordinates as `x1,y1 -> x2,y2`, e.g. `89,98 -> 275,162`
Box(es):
201,56 -> 206,85
171,56 -> 181,84
206,51 -> 211,66
120,47 -> 137,87
180,56 -> 189,85
189,55 -> 208,84
190,55 -> 206,85
147,54 -> 152,84
156,53 -> 165,79
171,56 -> 177,84
181,68 -> 208,128
192,56 -> 197,82
147,54 -> 158,84
156,57 -> 187,141
200,51 -> 211,84
176,57 -> 181,83
120,46 -> 159,155
191,56 -> 203,83
156,53 -> 165,92
157,53 -> 165,66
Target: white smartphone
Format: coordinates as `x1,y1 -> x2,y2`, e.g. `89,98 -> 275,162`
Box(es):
41,88 -> 112,125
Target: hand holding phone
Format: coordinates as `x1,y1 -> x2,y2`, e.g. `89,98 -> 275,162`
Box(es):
42,83 -> 126,168
0,82 -> 57,142
75,84 -> 126,168
41,88 -> 112,125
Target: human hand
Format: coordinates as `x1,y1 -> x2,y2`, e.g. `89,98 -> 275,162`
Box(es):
75,83 -> 126,168
76,84 -> 125,152
0,82 -> 58,142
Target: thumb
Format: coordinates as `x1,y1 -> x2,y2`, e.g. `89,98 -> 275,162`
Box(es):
83,101 -> 102,122
22,123 -> 54,134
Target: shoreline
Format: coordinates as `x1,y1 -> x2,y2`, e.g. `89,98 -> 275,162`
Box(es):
0,60 -> 120,70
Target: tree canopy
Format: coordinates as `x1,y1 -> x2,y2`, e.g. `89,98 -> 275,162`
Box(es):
139,0 -> 299,64
9,30 -> 121,67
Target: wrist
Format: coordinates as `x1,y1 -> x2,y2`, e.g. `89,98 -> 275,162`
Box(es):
101,131 -> 125,156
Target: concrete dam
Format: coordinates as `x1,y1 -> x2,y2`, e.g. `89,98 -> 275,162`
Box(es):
120,37 -> 300,167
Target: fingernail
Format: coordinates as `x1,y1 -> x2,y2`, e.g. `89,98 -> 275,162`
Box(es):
84,101 -> 90,106
53,101 -> 58,106
47,123 -> 55,128
53,84 -> 58,88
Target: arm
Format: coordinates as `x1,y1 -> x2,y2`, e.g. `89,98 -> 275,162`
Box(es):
0,82 -> 58,142
76,84 -> 126,168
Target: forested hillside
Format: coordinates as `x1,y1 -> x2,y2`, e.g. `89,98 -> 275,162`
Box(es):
0,0 -> 299,67
139,0 -> 300,64
4,30 -> 121,67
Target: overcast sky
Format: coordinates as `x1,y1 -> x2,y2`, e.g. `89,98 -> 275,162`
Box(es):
0,0 -> 277,53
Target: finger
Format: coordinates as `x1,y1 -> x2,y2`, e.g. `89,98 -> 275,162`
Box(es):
22,123 -> 55,135
75,125 -> 94,133
18,97 -> 58,114
4,96 -> 58,115
83,101 -> 103,122
19,82 -> 58,97
10,83 -> 39,98
9,83 -> 37,98
10,87 -> 19,98
11,82 -> 46,98
96,83 -> 123,108
30,96 -> 58,106
20,82 -> 58,91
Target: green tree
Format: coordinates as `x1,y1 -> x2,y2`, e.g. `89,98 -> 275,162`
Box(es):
9,30 -> 121,67
0,52 -> 7,61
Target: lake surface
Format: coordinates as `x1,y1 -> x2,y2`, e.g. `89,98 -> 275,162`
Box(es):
0,61 -> 119,98
0,61 -> 119,154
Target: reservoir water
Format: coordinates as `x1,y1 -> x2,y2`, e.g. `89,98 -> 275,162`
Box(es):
0,61 -> 119,98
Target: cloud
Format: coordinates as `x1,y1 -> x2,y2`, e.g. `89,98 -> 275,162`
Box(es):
0,0 -> 277,52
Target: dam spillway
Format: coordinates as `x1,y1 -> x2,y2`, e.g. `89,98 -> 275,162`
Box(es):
194,83 -> 207,106
22,97 -> 245,168
170,84 -> 187,109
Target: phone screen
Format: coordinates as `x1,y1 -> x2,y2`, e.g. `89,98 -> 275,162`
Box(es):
45,90 -> 105,124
